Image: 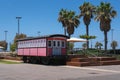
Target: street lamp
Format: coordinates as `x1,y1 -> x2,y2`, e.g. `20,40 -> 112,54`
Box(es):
16,17 -> 22,35
4,30 -> 8,42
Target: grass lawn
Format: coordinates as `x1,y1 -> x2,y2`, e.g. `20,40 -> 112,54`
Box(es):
0,59 -> 21,64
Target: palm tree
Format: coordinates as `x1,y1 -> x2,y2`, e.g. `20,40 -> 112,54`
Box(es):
95,2 -> 117,52
95,42 -> 99,49
66,11 -> 80,37
58,9 -> 80,37
95,42 -> 103,50
58,9 -> 68,35
79,2 -> 95,49
111,40 -> 118,54
98,42 -> 103,50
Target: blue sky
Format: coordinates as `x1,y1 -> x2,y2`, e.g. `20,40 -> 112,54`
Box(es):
0,0 -> 120,49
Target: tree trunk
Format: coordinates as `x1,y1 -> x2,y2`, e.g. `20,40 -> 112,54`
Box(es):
113,47 -> 115,54
114,49 -> 115,54
104,31 -> 108,53
68,34 -> 71,38
86,25 -> 89,49
64,27 -> 67,35
100,46 -> 101,50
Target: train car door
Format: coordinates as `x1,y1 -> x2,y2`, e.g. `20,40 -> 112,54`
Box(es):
53,40 -> 61,55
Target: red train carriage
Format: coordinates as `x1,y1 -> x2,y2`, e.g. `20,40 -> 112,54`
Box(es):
17,34 -> 69,64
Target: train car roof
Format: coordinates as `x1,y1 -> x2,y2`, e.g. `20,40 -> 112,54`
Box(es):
17,34 -> 69,41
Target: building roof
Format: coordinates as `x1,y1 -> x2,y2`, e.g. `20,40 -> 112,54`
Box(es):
17,34 -> 69,41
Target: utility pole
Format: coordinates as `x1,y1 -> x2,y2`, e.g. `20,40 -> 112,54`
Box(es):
16,17 -> 22,35
4,30 -> 8,42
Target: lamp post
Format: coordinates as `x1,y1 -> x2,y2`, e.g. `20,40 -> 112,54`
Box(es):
4,30 -> 8,42
16,17 -> 22,35
4,30 -> 8,52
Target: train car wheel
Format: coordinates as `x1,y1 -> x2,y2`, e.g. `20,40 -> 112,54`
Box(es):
23,56 -> 27,63
29,57 -> 37,64
41,57 -> 50,65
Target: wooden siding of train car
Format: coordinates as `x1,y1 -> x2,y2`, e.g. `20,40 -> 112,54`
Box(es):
47,37 -> 67,56
17,38 -> 47,57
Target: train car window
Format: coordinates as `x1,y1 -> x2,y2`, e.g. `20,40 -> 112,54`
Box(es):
48,41 -> 52,47
62,41 -> 65,47
57,41 -> 60,47
53,41 -> 56,47
44,39 -> 45,42
41,39 -> 43,43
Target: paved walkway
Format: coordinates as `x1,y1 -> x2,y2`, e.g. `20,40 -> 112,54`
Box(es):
0,63 -> 120,80
63,66 -> 120,73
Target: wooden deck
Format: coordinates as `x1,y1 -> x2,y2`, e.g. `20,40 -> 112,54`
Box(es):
66,54 -> 120,67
